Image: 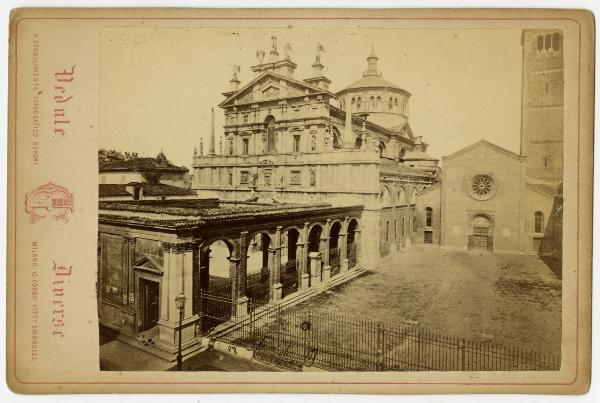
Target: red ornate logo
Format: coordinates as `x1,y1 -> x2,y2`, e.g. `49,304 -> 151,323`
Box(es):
25,182 -> 74,223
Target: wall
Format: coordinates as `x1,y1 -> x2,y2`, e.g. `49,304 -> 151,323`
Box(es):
415,185 -> 441,245
440,143 -> 525,253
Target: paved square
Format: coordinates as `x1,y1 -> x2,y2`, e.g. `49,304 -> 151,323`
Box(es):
300,246 -> 561,354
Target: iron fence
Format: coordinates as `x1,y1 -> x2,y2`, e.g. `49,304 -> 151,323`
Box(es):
199,292 -> 560,372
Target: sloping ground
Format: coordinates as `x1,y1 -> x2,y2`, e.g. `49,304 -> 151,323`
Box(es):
294,246 -> 561,354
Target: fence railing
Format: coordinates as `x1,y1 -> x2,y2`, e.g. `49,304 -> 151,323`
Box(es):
199,293 -> 560,372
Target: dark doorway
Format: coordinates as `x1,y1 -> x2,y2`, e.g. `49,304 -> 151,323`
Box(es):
140,279 -> 159,331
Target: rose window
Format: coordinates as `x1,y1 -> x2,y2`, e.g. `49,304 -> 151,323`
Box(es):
468,173 -> 497,200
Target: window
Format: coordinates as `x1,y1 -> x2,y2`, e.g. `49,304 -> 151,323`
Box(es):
357,97 -> 362,109
402,218 -> 406,237
242,138 -> 249,155
370,96 -> 375,109
309,170 -> 316,187
468,173 -> 496,200
266,118 -> 277,153
290,170 -> 302,185
412,216 -> 417,232
385,221 -> 389,242
425,207 -> 433,227
351,98 -> 356,108
227,170 -> 233,186
293,135 -> 301,153
394,220 -> 397,239
544,34 -> 552,50
537,35 -> 544,51
553,33 -> 561,51
240,171 -> 250,184
310,135 -> 317,152
264,169 -> 272,186
424,231 -> 433,244
534,211 -> 544,233
394,98 -> 398,107
243,114 -> 248,123
376,96 -> 382,109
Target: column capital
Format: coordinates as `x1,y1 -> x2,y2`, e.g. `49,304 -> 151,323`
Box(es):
124,236 -> 137,245
163,242 -> 187,253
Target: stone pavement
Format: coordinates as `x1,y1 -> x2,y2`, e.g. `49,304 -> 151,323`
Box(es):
100,333 -> 279,372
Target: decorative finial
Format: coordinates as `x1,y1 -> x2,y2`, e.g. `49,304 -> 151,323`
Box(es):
315,43 -> 325,65
230,64 -> 241,81
256,49 -> 265,64
284,43 -> 292,60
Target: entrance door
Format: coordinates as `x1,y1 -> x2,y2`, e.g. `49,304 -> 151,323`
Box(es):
471,227 -> 490,250
140,279 -> 159,331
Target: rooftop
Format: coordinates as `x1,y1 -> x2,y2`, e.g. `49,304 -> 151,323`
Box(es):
99,183 -> 197,198
99,152 -> 188,174
99,199 -> 363,229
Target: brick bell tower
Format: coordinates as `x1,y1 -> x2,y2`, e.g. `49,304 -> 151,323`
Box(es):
520,29 -> 564,182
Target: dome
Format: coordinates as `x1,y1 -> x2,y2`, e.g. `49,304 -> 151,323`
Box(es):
344,75 -> 406,92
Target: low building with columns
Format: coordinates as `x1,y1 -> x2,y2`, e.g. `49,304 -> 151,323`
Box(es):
98,198 -> 362,359
192,38 -> 438,269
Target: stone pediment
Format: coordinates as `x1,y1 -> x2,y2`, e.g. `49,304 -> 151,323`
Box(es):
133,255 -> 163,276
259,159 -> 275,165
219,72 -> 331,108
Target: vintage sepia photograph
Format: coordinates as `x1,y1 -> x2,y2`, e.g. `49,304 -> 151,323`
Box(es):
95,26 -> 564,373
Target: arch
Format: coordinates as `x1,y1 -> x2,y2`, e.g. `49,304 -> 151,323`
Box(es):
245,232 -> 272,302
347,218 -> 359,269
537,35 -> 544,51
331,127 -> 342,148
376,96 -> 382,110
534,211 -> 544,233
380,186 -> 392,208
379,141 -> 386,158
357,97 -> 362,109
395,187 -> 407,206
281,227 -> 301,298
329,221 -> 342,276
370,96 -> 376,109
469,212 -> 495,228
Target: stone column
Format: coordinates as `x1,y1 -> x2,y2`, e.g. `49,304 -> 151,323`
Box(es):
354,229 -> 362,268
296,242 -> 309,289
235,232 -> 249,318
339,231 -> 349,272
301,222 -> 310,288
273,226 -> 283,301
320,220 -> 331,282
309,252 -> 322,286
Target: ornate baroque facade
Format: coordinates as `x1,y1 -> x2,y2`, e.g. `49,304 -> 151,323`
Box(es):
192,37 -> 439,269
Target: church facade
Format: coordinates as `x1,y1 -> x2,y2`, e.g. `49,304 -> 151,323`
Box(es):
415,29 -> 563,262
192,38 -> 439,269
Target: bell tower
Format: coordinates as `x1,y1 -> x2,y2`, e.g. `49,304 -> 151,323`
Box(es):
520,29 -> 564,182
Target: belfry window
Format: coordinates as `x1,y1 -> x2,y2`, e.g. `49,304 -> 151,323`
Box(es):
553,33 -> 561,51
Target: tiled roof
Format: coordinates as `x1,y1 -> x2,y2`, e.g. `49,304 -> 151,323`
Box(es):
403,149 -> 437,161
99,184 -> 131,197
143,184 -> 196,196
380,159 -> 432,178
99,183 -> 197,197
526,181 -> 562,197
99,157 -> 188,173
99,200 -> 363,227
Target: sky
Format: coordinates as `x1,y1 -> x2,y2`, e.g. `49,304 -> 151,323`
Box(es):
99,27 -> 523,168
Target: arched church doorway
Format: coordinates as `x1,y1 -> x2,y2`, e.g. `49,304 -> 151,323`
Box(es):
468,214 -> 494,252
